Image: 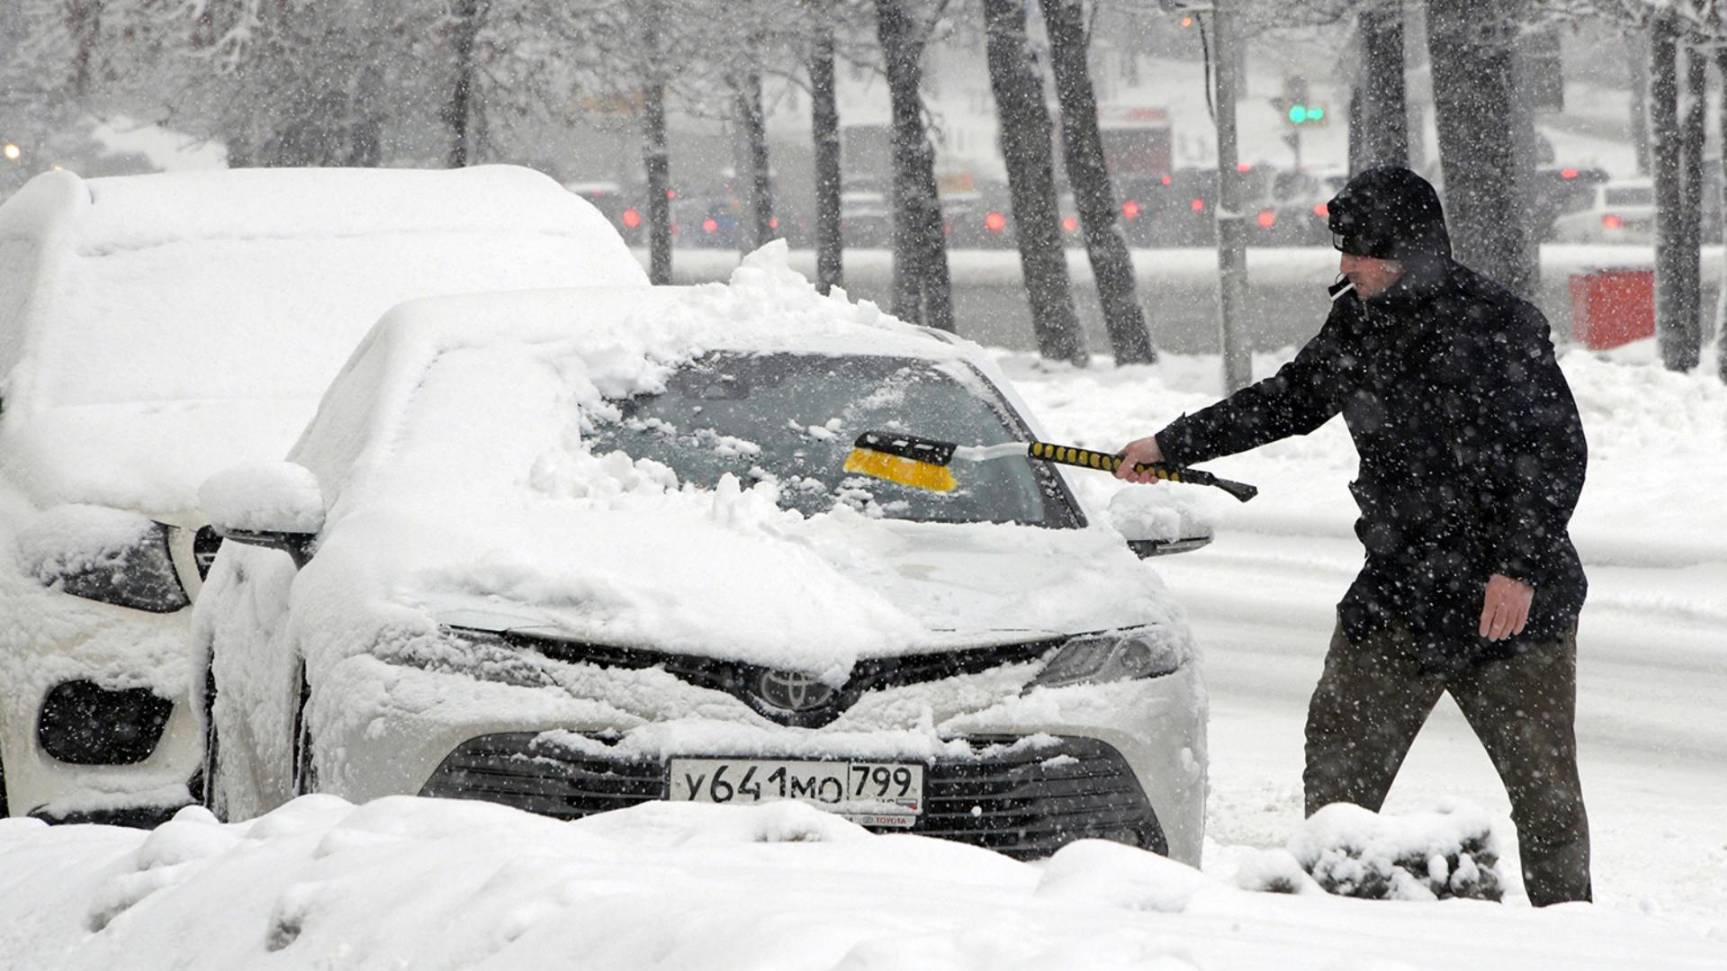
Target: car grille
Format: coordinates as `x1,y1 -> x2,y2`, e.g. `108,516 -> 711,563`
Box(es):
445,625 -> 1060,729
419,733 -> 1164,860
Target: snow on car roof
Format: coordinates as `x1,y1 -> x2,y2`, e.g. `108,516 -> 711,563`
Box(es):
0,165 -> 647,518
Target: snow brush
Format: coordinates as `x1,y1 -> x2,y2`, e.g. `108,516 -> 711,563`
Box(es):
843,431 -> 1259,503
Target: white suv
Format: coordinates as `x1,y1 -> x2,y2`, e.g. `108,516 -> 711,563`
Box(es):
0,165 -> 646,823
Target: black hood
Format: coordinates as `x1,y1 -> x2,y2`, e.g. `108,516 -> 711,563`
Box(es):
1327,166 -> 1452,263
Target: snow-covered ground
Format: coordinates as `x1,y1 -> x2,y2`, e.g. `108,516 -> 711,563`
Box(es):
2,337 -> 1723,969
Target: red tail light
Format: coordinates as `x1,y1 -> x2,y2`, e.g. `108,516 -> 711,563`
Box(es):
1062,216 -> 1079,233
984,211 -> 1007,232
1256,209 -> 1277,229
1237,162 -> 1252,173
1121,200 -> 1142,220
769,215 -> 780,230
1160,175 -> 1172,186
666,188 -> 677,200
1602,213 -> 1623,230
702,217 -> 718,234
1561,167 -> 1579,180
1190,198 -> 1206,213
621,207 -> 642,229
1313,203 -> 1328,218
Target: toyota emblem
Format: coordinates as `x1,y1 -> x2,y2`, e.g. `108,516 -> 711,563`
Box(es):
756,669 -> 837,712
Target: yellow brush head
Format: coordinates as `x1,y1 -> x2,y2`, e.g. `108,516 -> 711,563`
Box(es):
843,447 -> 958,492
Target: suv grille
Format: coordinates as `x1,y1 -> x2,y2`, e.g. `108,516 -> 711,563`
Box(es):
419,733 -> 1164,860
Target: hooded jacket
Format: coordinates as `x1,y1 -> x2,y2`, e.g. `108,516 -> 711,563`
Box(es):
1154,167 -> 1587,669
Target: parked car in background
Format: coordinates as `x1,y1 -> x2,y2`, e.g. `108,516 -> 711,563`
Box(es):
1531,166 -> 1610,241
0,165 -> 646,825
1551,177 -> 1656,243
840,180 -> 892,249
196,254 -> 1212,864
566,180 -> 645,247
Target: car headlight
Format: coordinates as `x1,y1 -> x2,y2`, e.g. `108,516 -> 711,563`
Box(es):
19,508 -> 191,613
1027,628 -> 1185,690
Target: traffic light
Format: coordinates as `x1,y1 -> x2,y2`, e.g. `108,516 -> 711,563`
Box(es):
1273,76 -> 1328,127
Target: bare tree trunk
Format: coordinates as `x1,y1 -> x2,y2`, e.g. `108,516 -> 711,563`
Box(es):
1651,15 -> 1699,372
1675,34 -> 1706,369
642,80 -> 672,285
809,14 -> 843,294
982,0 -> 1086,365
1630,34 -> 1652,176
67,0 -> 103,99
637,0 -> 672,285
444,0 -> 482,168
1427,0 -> 1536,297
732,55 -> 774,251
1715,45 -> 1727,383
1358,2 -> 1408,169
1040,0 -> 1154,364
874,0 -> 953,330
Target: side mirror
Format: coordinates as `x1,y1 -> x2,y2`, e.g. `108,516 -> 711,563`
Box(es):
199,462 -> 325,569
1109,488 -> 1215,559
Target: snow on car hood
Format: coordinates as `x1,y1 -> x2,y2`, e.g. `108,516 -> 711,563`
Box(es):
308,472 -> 1172,682
283,244 -> 1177,680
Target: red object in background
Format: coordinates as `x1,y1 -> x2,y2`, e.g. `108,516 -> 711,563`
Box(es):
1602,213 -> 1624,230
1313,202 -> 1328,218
1569,269 -> 1655,350
1561,167 -> 1579,180
769,215 -> 780,230
1121,199 -> 1142,220
702,217 -> 718,235
621,207 -> 642,229
1256,209 -> 1277,229
1190,197 -> 1205,213
1061,216 -> 1079,233
984,210 -> 1007,232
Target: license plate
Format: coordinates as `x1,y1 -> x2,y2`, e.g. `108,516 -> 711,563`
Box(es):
668,758 -> 924,827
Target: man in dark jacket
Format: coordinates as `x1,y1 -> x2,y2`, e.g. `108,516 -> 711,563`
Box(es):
1117,166 -> 1592,905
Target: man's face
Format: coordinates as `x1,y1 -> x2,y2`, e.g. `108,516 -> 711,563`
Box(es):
1339,251 -> 1405,299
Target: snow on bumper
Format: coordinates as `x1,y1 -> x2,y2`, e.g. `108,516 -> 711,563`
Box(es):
0,579 -> 200,820
310,640 -> 1207,864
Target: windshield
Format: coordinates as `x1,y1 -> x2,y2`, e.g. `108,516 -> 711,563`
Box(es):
587,352 -> 1080,527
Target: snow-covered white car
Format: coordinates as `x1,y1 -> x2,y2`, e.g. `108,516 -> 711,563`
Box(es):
0,165 -> 647,824
196,249 -> 1211,863
1550,178 -> 1655,243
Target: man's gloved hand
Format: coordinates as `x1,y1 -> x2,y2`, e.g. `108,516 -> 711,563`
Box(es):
1114,436 -> 1165,484
1479,574 -> 1534,641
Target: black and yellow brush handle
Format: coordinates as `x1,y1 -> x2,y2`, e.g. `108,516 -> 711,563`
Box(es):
1026,442 -> 1259,503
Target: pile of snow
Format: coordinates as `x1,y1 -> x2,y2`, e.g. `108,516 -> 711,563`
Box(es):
1,796 -> 1718,970
1257,802 -> 1503,902
0,164 -> 646,518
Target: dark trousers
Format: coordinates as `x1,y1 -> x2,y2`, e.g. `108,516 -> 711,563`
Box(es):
1303,621 -> 1593,906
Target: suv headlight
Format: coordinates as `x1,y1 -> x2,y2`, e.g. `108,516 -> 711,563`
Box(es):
17,506 -> 191,613
1027,627 -> 1186,690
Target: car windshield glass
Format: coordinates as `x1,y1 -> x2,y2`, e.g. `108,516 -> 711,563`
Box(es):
587,352 -> 1078,527
1605,187 -> 1654,207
